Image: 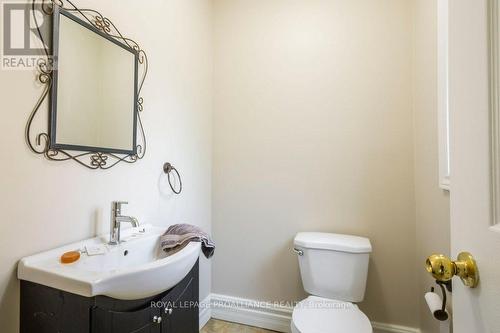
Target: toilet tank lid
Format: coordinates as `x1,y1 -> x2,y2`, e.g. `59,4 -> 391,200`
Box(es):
294,232 -> 372,253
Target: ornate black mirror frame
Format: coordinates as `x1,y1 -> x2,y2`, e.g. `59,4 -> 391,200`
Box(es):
26,0 -> 148,170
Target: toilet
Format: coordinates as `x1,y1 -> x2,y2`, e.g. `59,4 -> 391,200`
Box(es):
292,232 -> 373,333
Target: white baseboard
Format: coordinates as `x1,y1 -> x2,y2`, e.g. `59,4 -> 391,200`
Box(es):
199,295 -> 212,330
372,322 -> 421,333
210,293 -> 293,332
200,293 -> 420,333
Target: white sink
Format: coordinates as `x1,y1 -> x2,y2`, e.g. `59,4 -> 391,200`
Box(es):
17,225 -> 201,300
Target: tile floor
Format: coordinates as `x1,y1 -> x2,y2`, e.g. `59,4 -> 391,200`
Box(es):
201,319 -> 277,333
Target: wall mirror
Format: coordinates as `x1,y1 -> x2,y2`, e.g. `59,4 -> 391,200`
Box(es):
26,0 -> 148,169
51,8 -> 138,155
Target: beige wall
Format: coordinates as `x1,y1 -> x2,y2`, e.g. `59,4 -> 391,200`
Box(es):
0,0 -> 213,332
413,1 -> 451,332
213,0 -> 419,328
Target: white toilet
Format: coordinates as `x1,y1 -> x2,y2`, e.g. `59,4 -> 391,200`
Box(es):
292,232 -> 373,333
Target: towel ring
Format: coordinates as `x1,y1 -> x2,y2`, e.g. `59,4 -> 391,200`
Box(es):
163,162 -> 182,194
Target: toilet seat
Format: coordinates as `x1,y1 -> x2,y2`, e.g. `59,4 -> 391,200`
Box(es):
291,296 -> 372,333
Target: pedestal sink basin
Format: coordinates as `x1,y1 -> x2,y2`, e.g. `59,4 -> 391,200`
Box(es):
17,225 -> 201,300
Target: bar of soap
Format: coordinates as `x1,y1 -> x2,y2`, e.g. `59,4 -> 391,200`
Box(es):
61,251 -> 80,264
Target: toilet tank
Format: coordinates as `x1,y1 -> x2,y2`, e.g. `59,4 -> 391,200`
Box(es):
294,232 -> 372,303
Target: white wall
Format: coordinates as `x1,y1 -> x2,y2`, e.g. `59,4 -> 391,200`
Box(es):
212,0 -> 418,328
413,1 -> 452,333
0,0 -> 213,332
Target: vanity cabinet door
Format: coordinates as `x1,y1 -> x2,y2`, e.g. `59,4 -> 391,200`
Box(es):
161,280 -> 197,333
91,306 -> 162,333
161,261 -> 199,333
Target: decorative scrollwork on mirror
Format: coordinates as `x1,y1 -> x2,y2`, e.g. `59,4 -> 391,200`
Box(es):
26,0 -> 148,170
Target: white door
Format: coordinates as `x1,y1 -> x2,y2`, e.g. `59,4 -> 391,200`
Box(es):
449,0 -> 500,331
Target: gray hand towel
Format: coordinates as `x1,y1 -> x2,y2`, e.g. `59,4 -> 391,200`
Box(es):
160,224 -> 215,259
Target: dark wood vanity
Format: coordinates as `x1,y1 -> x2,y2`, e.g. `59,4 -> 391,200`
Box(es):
20,261 -> 199,333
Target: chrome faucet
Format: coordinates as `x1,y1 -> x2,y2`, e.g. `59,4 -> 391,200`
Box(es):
109,201 -> 140,245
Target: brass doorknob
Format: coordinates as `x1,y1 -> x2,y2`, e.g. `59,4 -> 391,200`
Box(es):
426,252 -> 479,288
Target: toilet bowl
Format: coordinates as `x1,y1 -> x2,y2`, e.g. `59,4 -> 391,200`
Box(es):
292,232 -> 373,333
291,296 -> 372,333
